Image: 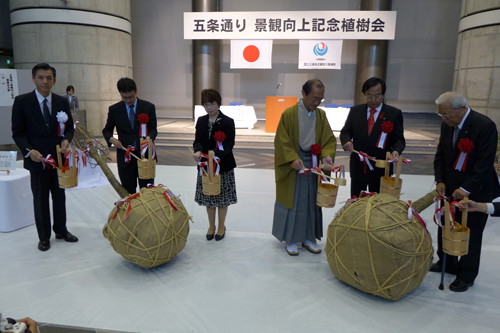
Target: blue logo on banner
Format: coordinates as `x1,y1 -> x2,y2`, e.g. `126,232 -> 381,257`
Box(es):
313,43 -> 328,56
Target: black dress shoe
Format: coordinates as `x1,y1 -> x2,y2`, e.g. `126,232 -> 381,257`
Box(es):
38,241 -> 50,251
215,227 -> 226,241
429,263 -> 457,274
206,233 -> 215,241
449,278 -> 474,292
55,232 -> 78,242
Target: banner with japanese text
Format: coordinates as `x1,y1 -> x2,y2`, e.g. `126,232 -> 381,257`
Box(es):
0,69 -> 19,107
184,11 -> 396,40
298,40 -> 342,69
231,40 -> 273,69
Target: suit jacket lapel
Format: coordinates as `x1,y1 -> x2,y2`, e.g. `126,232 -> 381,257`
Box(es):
29,91 -> 50,133
443,125 -> 452,160
121,102 -> 134,133
358,105 -> 369,139
50,96 -> 61,132
452,111 -> 473,157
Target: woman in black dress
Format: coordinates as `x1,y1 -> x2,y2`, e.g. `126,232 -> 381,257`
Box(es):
193,89 -> 237,241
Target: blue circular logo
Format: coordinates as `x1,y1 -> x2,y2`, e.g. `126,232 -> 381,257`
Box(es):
313,42 -> 328,57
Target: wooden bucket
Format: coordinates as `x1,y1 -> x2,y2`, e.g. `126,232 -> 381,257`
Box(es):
379,176 -> 403,197
138,137 -> 156,179
56,144 -> 78,189
138,158 -> 156,179
316,176 -> 338,208
442,200 -> 470,256
202,150 -> 221,196
57,166 -> 78,189
379,154 -> 403,197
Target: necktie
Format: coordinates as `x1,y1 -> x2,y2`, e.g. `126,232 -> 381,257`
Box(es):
367,108 -> 376,135
43,99 -> 51,127
129,105 -> 135,129
453,127 -> 460,146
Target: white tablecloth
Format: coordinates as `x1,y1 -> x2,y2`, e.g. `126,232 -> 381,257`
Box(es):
320,106 -> 350,131
194,105 -> 258,129
68,156 -> 109,190
0,168 -> 35,232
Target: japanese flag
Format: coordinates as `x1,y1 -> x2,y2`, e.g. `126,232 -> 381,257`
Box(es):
230,40 -> 273,69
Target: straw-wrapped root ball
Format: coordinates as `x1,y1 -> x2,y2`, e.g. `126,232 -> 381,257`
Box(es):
103,186 -> 192,268
325,193 -> 433,300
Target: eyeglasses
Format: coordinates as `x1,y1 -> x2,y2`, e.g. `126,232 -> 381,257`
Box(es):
366,93 -> 383,100
203,102 -> 217,108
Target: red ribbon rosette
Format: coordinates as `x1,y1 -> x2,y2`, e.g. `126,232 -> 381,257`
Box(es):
381,121 -> 393,133
310,143 -> 321,168
376,121 -> 393,149
214,131 -> 226,151
310,143 -> 321,156
138,113 -> 149,137
458,138 -> 474,153
454,138 -> 474,172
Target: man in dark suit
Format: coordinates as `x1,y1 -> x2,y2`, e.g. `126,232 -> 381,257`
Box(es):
12,63 -> 78,251
102,78 -> 157,195
431,91 -> 500,292
340,77 -> 406,197
459,199 -> 500,217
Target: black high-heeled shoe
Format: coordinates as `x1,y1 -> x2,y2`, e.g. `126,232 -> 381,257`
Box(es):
206,233 -> 215,241
215,227 -> 226,241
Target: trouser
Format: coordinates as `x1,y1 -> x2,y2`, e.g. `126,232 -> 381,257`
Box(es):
118,160 -> 153,195
30,168 -> 67,242
350,178 -> 381,198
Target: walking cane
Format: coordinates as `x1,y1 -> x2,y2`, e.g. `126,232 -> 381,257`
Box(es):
439,254 -> 447,290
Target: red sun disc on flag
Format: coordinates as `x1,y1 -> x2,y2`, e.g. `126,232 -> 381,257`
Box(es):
243,45 -> 260,62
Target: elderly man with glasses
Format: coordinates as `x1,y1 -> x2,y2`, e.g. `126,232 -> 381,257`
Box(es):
340,77 -> 406,198
431,91 -> 500,292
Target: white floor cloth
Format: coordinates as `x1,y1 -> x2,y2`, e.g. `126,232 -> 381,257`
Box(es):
1,164 -> 500,333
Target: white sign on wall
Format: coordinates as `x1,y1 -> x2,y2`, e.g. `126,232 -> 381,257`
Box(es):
184,11 -> 396,40
0,69 -> 19,107
299,40 -> 343,69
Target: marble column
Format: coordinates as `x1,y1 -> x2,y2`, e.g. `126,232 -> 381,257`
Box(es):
192,0 -> 220,117
453,0 -> 500,126
9,0 -> 132,136
354,0 -> 392,105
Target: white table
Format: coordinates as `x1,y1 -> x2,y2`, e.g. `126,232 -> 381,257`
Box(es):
0,168 -> 35,232
194,105 -> 258,129
320,106 -> 351,131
